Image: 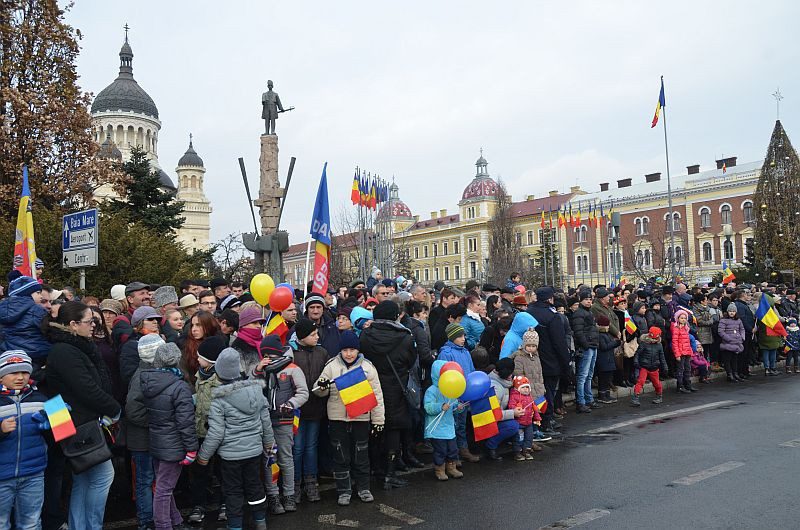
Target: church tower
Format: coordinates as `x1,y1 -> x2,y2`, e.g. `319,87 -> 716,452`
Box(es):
175,135 -> 212,252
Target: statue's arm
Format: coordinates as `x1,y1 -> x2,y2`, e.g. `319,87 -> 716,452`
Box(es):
276,94 -> 284,112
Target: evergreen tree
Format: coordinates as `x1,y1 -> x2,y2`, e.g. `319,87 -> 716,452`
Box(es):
107,146 -> 185,234
529,227 -> 561,288
752,120 -> 800,273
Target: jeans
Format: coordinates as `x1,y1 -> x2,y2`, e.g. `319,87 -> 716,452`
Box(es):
0,472 -> 44,530
329,421 -> 370,492
69,458 -> 114,530
512,425 -> 535,451
153,460 -> 183,530
221,456 -> 266,530
762,348 -> 777,370
293,419 -> 320,481
130,451 -> 154,526
266,424 -> 295,496
485,419 -> 520,450
575,348 -> 597,405
454,407 -> 468,449
430,438 -> 458,466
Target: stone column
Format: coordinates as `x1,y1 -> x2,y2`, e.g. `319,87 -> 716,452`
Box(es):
254,134 -> 284,235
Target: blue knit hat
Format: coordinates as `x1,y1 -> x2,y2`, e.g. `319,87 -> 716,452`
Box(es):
8,276 -> 42,297
0,350 -> 32,379
339,330 -> 360,351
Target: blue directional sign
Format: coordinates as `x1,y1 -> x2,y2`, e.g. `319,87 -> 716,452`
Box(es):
62,208 -> 98,268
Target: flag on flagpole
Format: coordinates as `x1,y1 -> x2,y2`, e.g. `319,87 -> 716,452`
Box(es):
599,202 -> 605,227
722,260 -> 736,284
722,161 -> 727,174
548,206 -> 554,230
651,77 -> 665,128
568,204 -> 574,227
558,206 -> 566,228
540,210 -> 546,229
755,294 -> 787,337
13,166 -> 37,279
309,163 -> 331,294
576,202 -> 582,225
350,171 -> 360,205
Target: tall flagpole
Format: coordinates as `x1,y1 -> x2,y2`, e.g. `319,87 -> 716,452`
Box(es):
660,75 -> 677,282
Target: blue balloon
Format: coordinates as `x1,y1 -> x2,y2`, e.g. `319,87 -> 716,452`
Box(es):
276,282 -> 294,297
461,371 -> 492,402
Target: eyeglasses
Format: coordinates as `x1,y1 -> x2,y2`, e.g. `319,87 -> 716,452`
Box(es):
145,317 -> 161,322
78,318 -> 96,325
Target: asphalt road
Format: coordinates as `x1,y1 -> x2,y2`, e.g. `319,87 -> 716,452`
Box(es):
107,371 -> 800,529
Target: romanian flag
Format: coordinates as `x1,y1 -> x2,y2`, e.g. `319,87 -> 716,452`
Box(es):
265,313 -> 289,345
271,463 -> 280,484
722,162 -> 727,174
558,207 -> 566,228
624,310 -> 637,335
335,365 -> 378,418
651,77 -> 665,128
548,208 -> 554,230
350,172 -> 360,205
470,396 -> 499,441
13,166 -> 37,279
293,409 -> 300,435
607,201 -> 614,221
533,395 -> 547,414
309,163 -> 332,294
540,211 -> 546,229
369,179 -> 377,210
568,204 -> 574,227
722,260 -> 736,284
43,394 -> 76,442
485,386 -> 503,421
599,202 -> 605,227
755,294 -> 787,337
576,203 -> 582,226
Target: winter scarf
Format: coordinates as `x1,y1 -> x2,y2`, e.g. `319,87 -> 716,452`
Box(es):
0,381 -> 32,396
237,327 -> 263,350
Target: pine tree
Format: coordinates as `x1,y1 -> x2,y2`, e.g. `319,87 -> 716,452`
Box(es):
752,120 -> 800,274
107,146 -> 185,234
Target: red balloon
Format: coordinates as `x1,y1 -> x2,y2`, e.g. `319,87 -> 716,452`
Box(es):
514,285 -> 526,294
269,286 -> 294,312
440,361 -> 464,376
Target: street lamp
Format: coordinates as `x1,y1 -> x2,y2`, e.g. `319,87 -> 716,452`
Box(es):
722,223 -> 733,263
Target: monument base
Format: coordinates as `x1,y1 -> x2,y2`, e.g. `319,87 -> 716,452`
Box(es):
255,134 -> 284,234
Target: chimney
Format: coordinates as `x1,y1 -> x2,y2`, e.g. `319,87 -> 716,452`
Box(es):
687,164 -> 700,175
645,172 -> 661,183
600,182 -> 609,192
548,190 -> 558,197
617,178 -> 632,188
570,185 -> 582,194
715,156 -> 737,170
526,194 -> 535,201
439,209 -> 447,217
430,211 -> 437,220
413,215 -> 420,223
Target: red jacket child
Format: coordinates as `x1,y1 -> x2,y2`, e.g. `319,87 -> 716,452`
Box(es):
507,376 -> 541,426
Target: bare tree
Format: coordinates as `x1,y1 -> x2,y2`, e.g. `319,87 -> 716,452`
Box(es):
210,232 -> 254,281
487,180 -> 527,286
621,225 -> 693,284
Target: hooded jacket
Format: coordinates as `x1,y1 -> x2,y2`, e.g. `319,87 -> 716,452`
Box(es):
461,310 -> 485,351
198,379 -> 275,462
437,340 -> 475,374
596,327 -> 621,372
423,360 -> 464,440
315,353 -> 385,424
0,296 -> 50,360
633,334 -> 668,372
591,299 -> 621,338
499,311 -> 538,359
488,370 -> 516,421
570,304 -> 599,351
253,350 -> 309,427
510,347 -> 545,398
194,368 -> 222,438
671,321 -> 693,359
0,384 -> 47,480
140,369 -> 198,462
717,315 -> 745,353
350,307 -> 373,337
507,388 -> 539,426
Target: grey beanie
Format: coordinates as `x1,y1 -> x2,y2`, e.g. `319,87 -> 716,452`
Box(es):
138,334 -> 165,364
153,285 -> 179,308
727,303 -> 738,314
153,342 -> 182,368
215,348 -> 243,381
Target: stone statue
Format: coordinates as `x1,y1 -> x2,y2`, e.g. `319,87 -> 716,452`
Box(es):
261,80 -> 284,135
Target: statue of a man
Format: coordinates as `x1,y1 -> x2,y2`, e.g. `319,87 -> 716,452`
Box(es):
261,80 -> 284,135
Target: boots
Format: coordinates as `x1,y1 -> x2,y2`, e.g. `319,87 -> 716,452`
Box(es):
267,494 -> 285,515
630,394 -> 640,407
293,483 -> 301,504
383,453 -> 409,490
303,475 -> 321,502
403,450 -> 425,468
576,403 -> 592,413
434,464 -> 448,481
487,449 -> 502,461
253,517 -> 267,530
445,461 -> 463,478
458,447 -> 480,463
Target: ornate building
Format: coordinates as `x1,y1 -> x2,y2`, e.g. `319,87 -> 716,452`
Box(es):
90,30 -> 212,251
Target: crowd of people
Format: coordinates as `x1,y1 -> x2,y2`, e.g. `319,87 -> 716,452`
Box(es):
0,262 -> 798,530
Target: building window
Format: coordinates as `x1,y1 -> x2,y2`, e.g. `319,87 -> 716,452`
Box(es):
583,255 -> 589,273
720,204 -> 732,225
635,218 -> 642,236
724,239 -> 734,260
434,268 -> 439,281
415,269 -> 420,280
467,206 -> 476,219
676,246 -> 683,265
433,243 -> 438,257
742,201 -> 754,224
636,250 -> 644,267
527,230 -> 534,246
454,265 -> 460,279
644,249 -> 651,268
423,246 -> 428,258
424,269 -> 429,281
469,261 -> 477,278
699,207 -> 711,229
702,242 -> 713,262
414,246 -> 419,259
443,242 -> 448,255
515,232 -> 522,246
665,212 -> 681,232
576,255 -> 583,272
444,267 -> 450,280
453,241 -> 459,254
574,226 -> 587,243
468,237 -> 477,252
641,217 -> 649,235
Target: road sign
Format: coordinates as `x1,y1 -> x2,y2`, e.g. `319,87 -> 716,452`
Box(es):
62,209 -> 98,269
697,276 -> 713,284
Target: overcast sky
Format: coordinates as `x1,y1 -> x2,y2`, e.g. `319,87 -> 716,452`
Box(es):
67,1 -> 799,246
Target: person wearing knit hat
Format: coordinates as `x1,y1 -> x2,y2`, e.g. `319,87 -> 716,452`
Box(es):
153,286 -> 179,312
485,357 -> 524,460
100,298 -> 123,317
294,318 -> 318,343
110,284 -> 127,302
198,335 -> 227,365
213,348 -> 242,381
0,276 -> 50,361
138,334 -> 165,365
337,305 -> 354,331
445,323 -> 465,342
509,327 -> 547,431
508,374 -> 540,460
238,305 -> 266,328
338,330 -> 360,353
372,300 -> 399,321
218,295 -> 242,314
513,293 -> 528,309
672,309 -> 696,393
630,326 -> 668,407
0,350 -> 33,380
153,342 -> 182,369
437,322 -> 477,462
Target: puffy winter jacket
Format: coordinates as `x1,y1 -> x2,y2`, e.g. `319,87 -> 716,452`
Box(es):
423,361 -> 462,440
437,341 -> 475,374
510,348 -> 545,398
0,296 -> 50,361
570,305 -> 599,351
291,342 -> 328,421
507,388 -> 539,426
526,301 -> 570,377
119,331 -> 144,388
717,316 -> 745,353
591,299 -> 621,338
125,362 -> 152,452
671,323 -> 693,358
596,329 -> 620,372
0,385 -> 47,480
499,311 -> 538,359
194,368 -> 222,438
461,311 -> 485,351
633,334 -> 668,372
785,328 -> 800,351
140,369 -> 197,462
315,353 -> 385,424
694,304 -> 714,345
198,379 -> 275,462
253,351 -> 309,427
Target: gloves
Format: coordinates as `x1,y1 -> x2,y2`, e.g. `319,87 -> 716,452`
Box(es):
317,377 -> 331,390
180,451 -> 197,466
31,411 -> 51,431
279,403 -> 294,415
371,424 -> 384,435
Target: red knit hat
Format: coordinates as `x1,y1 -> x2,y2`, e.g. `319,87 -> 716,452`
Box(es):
648,326 -> 662,339
512,375 -> 531,391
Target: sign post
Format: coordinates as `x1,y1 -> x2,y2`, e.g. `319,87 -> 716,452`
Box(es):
62,209 -> 98,290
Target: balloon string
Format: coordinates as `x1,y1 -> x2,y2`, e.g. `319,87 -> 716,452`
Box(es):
424,408 -> 447,436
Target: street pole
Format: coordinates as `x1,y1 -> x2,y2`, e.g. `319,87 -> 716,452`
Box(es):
660,76 -> 677,283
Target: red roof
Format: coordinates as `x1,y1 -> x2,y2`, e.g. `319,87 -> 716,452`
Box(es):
411,214 -> 461,230
509,193 -> 574,218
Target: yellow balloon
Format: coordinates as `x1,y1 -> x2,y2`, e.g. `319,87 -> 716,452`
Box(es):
439,370 -> 466,399
250,273 -> 275,306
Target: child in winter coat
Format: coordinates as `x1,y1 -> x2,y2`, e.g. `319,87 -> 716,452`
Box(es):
0,277 -> 50,365
141,343 -> 198,530
672,309 -> 697,393
631,327 -> 668,406
198,348 -> 276,530
510,329 -> 549,444
507,376 -> 542,460
717,304 -> 746,382
0,351 -> 50,530
785,318 -> 800,374
437,323 -> 477,462
423,360 -> 466,481
690,332 -> 711,383
596,315 -> 621,404
314,331 -> 385,506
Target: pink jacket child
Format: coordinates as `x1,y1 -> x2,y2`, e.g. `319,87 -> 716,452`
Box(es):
507,376 -> 541,427
671,310 -> 694,359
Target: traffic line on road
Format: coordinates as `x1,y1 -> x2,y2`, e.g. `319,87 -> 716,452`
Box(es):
537,508 -> 611,529
378,504 -> 425,525
672,461 -> 745,486
779,438 -> 800,447
585,400 -> 737,434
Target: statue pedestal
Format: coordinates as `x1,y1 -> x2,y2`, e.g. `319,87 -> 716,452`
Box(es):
254,134 -> 284,234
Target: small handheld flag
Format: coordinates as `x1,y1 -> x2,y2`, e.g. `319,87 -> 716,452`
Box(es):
485,386 -> 503,421
43,394 -> 76,442
651,77 -> 665,128
533,395 -> 548,414
293,409 -> 300,435
471,396 -> 499,441
755,294 -> 787,337
334,365 -> 378,418
624,310 -> 638,335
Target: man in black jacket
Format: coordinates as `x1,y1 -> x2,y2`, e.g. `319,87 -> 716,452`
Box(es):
570,290 -> 600,413
734,290 -> 756,378
526,287 -> 570,433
